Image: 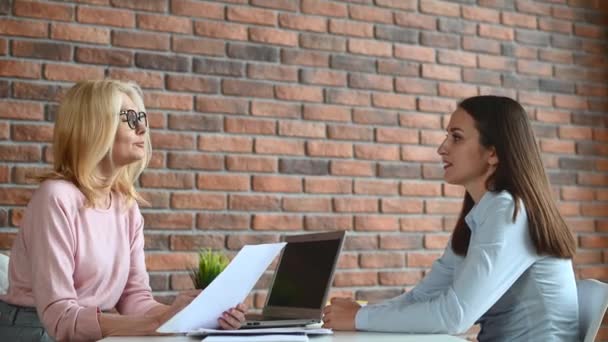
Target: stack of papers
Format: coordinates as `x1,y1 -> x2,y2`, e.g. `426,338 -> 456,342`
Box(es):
189,327 -> 333,342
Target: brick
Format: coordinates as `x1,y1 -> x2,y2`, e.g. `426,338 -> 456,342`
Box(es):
108,69 -> 163,89
463,36 -> 501,54
348,39 -> 392,57
225,117 -> 275,135
0,60 -> 40,79
382,199 -> 423,214
502,12 -> 537,29
143,212 -> 193,230
12,82 -> 66,102
0,18 -> 47,38
348,4 -> 392,23
168,113 -> 221,132
375,0 -> 416,10
145,253 -> 197,272
197,213 -> 250,230
167,152 -> 223,170
300,33 -> 345,52
394,12 -> 437,30
400,181 -> 442,196
137,13 -> 192,34
577,84 -> 608,97
281,49 -> 329,67
462,5 -> 500,23
539,18 -> 572,34
354,144 -> 399,161
373,93 -> 416,111
349,73 -> 393,91
302,104 -> 351,121
252,0 -> 297,11
301,0 -> 347,17
376,25 -> 418,44
554,95 -> 587,110
251,101 -> 300,119
407,252 -> 441,267
437,50 -> 476,68
574,24 -> 602,38
227,234 -> 279,250
227,155 -> 277,173
170,0 -> 224,19
515,29 -> 550,47
51,23 -> 109,44
395,77 -> 437,95
424,234 -> 450,249
112,31 -> 169,51
401,216 -> 443,232
421,31 -> 459,49
420,130 -> 446,145
222,79 -> 274,98
171,36 -> 224,56
11,166 -> 49,184
425,200 -> 461,214
253,214 -> 303,230
354,179 -> 399,195
12,41 -> 71,61
518,60 -> 553,77
330,19 -> 373,38
278,121 -> 323,138
327,124 -> 372,141
535,110 -> 570,125
111,0 -> 167,12
250,27 -> 297,47
305,215 -> 352,231
136,53 -> 189,72
140,171 -> 194,189
379,271 -> 422,286
76,47 -> 132,66
344,235 -> 378,251
248,65 -> 297,83
77,6 -> 133,27
331,160 -> 374,176
330,55 -> 375,73
306,141 -> 353,158
334,197 -> 378,213
438,82 -> 478,98
149,132 -> 194,151
44,63 -> 104,82
253,175 -> 302,193
11,123 -> 53,142
0,188 -> 34,205
420,0 -> 459,17
361,252 -> 405,268
438,18 -> 476,35
394,44 -> 435,63
422,64 -> 461,81
194,21 -> 247,41
227,43 -> 278,62
377,163 -> 420,179
479,24 -> 514,41
518,93 -> 552,107
282,197 -> 331,212
353,109 -> 398,125
279,158 -> 328,175
355,215 -> 399,231
197,174 -> 249,191
401,145 -> 439,162
540,139 -> 575,154
279,13 -> 326,32
171,193 -> 225,210
144,92 -> 192,111
380,234 -> 422,250
229,6 -> 276,26
376,127 -> 419,144
193,58 -> 244,77
166,75 -> 218,93
502,43 -> 537,59
558,126 -> 592,140
300,69 -> 347,87
333,271 -> 377,287
478,55 -> 515,71
255,138 -> 304,155
463,69 -> 501,86
0,144 -> 40,162
378,60 -> 419,77
229,194 -> 280,211
304,177 -> 352,194
561,187 -> 594,201
14,0 -> 73,21
171,233 -> 224,253
276,85 -> 324,102
418,97 -> 456,113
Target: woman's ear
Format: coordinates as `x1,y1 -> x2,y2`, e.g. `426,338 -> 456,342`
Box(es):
488,146 -> 499,167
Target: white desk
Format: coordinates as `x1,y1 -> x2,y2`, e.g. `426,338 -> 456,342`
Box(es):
100,331 -> 467,341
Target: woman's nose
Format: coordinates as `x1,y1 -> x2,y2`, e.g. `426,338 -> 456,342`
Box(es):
437,138 -> 447,156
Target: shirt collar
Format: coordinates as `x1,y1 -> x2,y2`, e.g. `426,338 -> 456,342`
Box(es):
464,190 -> 500,231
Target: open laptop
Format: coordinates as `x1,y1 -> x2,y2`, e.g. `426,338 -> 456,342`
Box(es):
243,231 -> 346,329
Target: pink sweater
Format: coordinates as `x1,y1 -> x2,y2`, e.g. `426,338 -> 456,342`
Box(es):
1,180 -> 158,341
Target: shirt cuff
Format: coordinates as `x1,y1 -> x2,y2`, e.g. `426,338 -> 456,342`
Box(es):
355,306 -> 370,330
80,306 -> 103,341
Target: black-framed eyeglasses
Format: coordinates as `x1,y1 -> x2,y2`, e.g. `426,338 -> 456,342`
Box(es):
119,109 -> 148,130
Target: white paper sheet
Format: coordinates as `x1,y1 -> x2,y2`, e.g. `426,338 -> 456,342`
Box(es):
203,335 -> 308,342
157,242 -> 287,333
189,327 -> 333,336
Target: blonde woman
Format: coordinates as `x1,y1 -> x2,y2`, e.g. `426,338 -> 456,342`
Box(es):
0,80 -> 247,342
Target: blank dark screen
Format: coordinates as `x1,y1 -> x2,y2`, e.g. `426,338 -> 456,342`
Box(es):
266,239 -> 340,309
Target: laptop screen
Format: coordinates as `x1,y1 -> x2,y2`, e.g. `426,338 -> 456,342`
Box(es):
266,238 -> 341,309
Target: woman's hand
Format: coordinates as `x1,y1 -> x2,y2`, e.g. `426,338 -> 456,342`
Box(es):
322,297 -> 361,331
153,289 -> 202,329
218,303 -> 248,330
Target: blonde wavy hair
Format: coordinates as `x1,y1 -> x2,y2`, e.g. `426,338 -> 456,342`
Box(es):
39,79 -> 151,208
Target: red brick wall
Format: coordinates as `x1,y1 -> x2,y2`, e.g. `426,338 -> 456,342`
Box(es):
1,0 -> 607,338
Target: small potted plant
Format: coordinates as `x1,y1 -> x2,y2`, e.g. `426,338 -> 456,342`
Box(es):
190,249 -> 229,290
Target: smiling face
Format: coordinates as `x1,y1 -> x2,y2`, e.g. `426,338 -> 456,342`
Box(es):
437,108 -> 498,199
111,93 -> 147,167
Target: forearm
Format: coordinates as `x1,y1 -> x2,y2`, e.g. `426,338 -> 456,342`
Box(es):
143,302 -> 170,317
98,312 -> 159,337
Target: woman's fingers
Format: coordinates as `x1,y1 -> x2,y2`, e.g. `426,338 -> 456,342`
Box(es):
218,310 -> 240,329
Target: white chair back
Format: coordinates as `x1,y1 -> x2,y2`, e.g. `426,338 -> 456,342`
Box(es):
0,253 -> 8,295
577,279 -> 608,342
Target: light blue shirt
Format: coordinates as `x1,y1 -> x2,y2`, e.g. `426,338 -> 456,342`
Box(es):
356,190 -> 579,341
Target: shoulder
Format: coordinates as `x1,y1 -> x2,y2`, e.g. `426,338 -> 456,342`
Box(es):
30,179 -> 85,211
469,190 -> 527,226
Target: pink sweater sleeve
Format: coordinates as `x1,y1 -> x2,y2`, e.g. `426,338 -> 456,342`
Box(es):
115,205 -> 159,315
26,190 -> 102,341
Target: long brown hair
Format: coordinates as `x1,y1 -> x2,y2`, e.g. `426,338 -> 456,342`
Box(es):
450,95 -> 576,258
